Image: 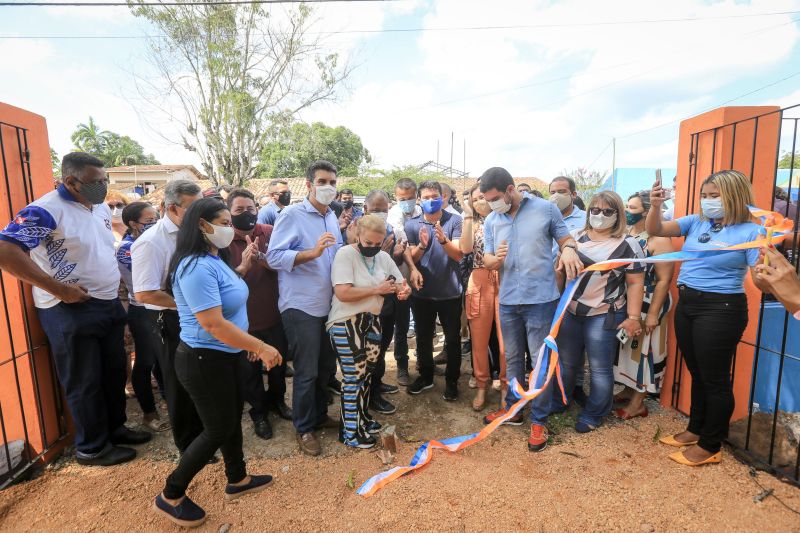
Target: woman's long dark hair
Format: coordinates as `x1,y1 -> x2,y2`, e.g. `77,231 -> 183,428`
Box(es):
167,198 -> 232,291
121,201 -> 152,237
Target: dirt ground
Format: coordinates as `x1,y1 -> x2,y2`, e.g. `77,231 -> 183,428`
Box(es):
1,338 -> 799,532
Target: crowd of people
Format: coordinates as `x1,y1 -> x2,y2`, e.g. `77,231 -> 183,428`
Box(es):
0,152 -> 798,528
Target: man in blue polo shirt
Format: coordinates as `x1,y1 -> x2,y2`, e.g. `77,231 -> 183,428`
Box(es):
267,159 -> 343,457
479,167 -> 583,453
405,180 -> 464,401
0,152 -> 151,466
548,175 -> 588,405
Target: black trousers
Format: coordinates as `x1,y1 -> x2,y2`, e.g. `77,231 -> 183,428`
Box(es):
164,343 -> 246,499
127,304 -> 159,414
392,296 -> 411,367
37,298 -> 127,456
147,309 -> 204,452
410,296 -> 462,383
674,286 -> 748,454
370,302 -> 398,392
238,324 -> 289,422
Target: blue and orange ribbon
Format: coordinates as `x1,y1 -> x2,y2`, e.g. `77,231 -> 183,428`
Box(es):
356,207 -> 794,498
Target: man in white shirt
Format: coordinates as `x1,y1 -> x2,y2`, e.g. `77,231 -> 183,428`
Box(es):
132,179 -> 202,454
386,178 -> 422,385
0,152 -> 151,466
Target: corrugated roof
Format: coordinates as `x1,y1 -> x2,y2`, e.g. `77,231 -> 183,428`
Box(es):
107,165 -> 206,180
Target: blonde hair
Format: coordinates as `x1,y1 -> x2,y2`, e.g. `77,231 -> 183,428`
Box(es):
583,191 -> 627,238
105,190 -> 130,205
699,170 -> 755,225
357,214 -> 387,236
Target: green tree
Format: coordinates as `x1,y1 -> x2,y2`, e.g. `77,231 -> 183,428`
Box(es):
50,148 -> 61,179
258,121 -> 371,179
70,118 -> 159,166
561,167 -> 608,203
130,2 -> 351,186
71,117 -> 110,154
343,166 -> 447,197
778,151 -> 800,168
102,133 -> 159,167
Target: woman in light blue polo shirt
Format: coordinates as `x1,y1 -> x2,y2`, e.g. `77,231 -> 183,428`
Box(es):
647,170 -> 767,467
153,198 -> 282,528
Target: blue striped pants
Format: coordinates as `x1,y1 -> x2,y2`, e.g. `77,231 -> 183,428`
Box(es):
328,313 -> 382,446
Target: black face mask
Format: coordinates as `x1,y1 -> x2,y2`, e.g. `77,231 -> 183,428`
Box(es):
277,191 -> 291,206
343,200 -> 354,209
358,243 -> 381,258
231,211 -> 257,231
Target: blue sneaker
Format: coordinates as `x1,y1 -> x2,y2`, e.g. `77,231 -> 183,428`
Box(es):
365,420 -> 382,434
153,494 -> 206,528
225,474 -> 274,500
575,420 -> 598,434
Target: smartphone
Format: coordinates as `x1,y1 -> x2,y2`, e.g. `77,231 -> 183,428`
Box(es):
616,328 -> 629,345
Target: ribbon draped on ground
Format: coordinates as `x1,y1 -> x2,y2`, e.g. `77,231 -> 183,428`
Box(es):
356,206 -> 794,498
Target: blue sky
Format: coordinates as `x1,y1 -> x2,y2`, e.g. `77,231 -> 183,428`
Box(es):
1,0 -> 800,179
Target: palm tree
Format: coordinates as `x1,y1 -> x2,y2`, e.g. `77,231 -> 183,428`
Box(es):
71,117 -> 110,155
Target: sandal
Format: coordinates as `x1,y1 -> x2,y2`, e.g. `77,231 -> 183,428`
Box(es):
144,417 -> 171,432
668,449 -> 721,466
659,434 -> 698,447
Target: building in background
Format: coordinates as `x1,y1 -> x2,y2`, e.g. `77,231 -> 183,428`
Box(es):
106,164 -> 205,197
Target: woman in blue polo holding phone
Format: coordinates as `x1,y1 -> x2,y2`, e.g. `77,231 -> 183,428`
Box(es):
647,169 -> 768,467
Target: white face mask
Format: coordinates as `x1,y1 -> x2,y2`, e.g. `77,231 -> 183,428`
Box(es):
488,195 -> 511,214
701,198 -> 725,220
549,193 -> 572,212
589,213 -> 617,230
314,185 -> 337,206
111,207 -> 123,219
371,212 -> 389,222
203,222 -> 235,249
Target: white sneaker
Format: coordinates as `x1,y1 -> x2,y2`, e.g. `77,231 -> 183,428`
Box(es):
468,376 -> 477,389
492,379 -> 501,391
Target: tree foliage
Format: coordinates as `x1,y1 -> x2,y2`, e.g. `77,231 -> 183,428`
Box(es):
778,150 -> 800,169
50,148 -> 61,179
258,121 -> 371,179
343,166 -> 448,197
70,116 -> 160,167
130,1 -> 351,186
560,167 -> 608,202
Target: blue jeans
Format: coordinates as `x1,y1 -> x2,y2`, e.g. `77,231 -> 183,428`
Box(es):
282,308 -> 337,434
500,300 -> 558,424
550,310 -> 624,427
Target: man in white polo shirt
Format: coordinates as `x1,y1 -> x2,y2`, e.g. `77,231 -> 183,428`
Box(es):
131,179 -> 202,454
0,152 -> 151,466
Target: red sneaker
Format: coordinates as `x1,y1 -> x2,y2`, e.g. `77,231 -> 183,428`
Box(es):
482,408 -> 523,426
527,424 -> 549,452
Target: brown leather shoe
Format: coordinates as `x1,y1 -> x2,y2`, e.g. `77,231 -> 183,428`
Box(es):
314,416 -> 339,430
296,432 -> 321,456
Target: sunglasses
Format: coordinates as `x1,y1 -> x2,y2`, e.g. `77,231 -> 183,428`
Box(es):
107,202 -> 125,209
589,207 -> 618,217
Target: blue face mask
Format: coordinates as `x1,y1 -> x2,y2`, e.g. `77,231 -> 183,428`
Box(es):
421,197 -> 443,215
399,199 -> 416,215
701,198 -> 725,220
140,221 -> 157,233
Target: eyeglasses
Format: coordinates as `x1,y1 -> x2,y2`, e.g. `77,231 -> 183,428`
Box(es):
107,202 -> 125,209
589,207 -> 618,217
